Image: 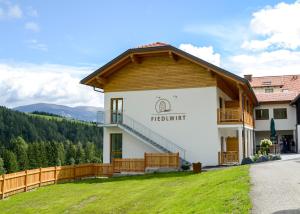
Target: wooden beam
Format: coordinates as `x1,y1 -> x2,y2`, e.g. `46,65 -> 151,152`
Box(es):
130,54 -> 140,64
168,51 -> 178,62
96,76 -> 108,85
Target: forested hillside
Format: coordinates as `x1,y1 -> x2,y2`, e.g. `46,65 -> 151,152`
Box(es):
0,106 -> 103,174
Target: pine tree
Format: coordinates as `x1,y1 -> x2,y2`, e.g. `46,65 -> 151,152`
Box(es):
0,158 -> 6,175
57,142 -> 65,165
11,137 -> 29,170
75,143 -> 85,164
85,142 -> 96,163
3,150 -> 18,173
66,143 -> 76,165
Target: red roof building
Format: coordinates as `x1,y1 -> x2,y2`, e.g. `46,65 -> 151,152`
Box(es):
245,74 -> 300,103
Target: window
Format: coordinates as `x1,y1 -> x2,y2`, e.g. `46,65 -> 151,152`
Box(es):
255,109 -> 269,120
262,81 -> 271,86
273,108 -> 287,119
265,87 -> 274,93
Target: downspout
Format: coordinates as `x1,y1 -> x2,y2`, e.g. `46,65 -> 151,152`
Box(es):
242,95 -> 246,159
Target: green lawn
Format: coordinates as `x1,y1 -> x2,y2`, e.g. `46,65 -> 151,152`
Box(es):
0,166 -> 251,214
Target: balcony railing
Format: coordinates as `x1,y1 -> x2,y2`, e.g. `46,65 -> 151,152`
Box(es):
218,151 -> 239,164
217,108 -> 253,126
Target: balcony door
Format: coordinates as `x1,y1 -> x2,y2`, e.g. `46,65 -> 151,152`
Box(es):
111,98 -> 123,123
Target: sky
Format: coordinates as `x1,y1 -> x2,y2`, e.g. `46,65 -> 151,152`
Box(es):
1,0 -> 300,108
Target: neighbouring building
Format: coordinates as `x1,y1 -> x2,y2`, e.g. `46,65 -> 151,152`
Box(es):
245,75 -> 300,153
81,42 -> 257,167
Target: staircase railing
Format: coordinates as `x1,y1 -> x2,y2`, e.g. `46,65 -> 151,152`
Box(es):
97,111 -> 186,160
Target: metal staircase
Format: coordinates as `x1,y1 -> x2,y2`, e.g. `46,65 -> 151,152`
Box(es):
98,111 -> 189,165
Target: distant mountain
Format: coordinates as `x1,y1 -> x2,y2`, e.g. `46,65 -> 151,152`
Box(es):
14,103 -> 103,122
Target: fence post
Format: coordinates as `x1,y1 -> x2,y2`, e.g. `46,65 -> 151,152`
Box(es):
144,153 -> 147,170
25,170 -> 28,192
1,174 -> 5,199
39,167 -> 42,187
54,166 -> 57,184
73,165 -> 76,180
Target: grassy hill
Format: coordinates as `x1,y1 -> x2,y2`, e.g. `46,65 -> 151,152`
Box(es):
0,166 -> 251,214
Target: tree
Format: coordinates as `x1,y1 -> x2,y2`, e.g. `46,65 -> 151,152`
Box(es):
85,142 -> 96,163
75,143 -> 85,164
3,150 -> 18,173
11,137 -> 29,170
0,158 -> 6,175
57,142 -> 65,166
66,143 -> 76,165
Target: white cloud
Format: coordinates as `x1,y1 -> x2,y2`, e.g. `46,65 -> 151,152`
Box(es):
0,63 -> 103,108
26,39 -> 47,51
7,4 -> 22,18
179,44 -> 221,66
0,1 -> 22,19
25,21 -> 40,32
242,1 -> 300,51
228,50 -> 300,76
27,6 -> 38,17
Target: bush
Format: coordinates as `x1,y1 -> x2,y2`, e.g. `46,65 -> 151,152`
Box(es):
241,157 -> 253,165
271,155 -> 281,160
260,139 -> 273,155
181,162 -> 191,171
256,155 -> 269,163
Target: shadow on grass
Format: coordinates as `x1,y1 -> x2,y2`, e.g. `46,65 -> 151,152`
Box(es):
64,171 -> 196,185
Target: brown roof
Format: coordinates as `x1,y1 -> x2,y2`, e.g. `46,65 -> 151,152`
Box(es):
80,43 -> 258,104
249,75 -> 300,103
255,92 -> 298,103
137,42 -> 168,48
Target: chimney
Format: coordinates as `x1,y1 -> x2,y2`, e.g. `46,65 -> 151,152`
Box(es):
244,74 -> 252,82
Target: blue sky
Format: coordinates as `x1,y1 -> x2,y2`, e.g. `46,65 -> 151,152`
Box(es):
1,0 -> 300,107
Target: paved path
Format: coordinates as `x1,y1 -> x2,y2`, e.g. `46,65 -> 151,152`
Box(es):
251,156 -> 300,214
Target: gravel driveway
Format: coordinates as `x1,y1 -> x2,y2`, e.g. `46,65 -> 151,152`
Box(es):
250,157 -> 300,214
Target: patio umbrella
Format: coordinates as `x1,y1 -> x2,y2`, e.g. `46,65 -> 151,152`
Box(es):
270,118 -> 277,153
270,118 -> 276,140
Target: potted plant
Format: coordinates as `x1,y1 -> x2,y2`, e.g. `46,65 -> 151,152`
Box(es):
260,139 -> 273,155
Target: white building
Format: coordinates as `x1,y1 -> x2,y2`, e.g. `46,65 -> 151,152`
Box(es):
246,75 -> 300,153
81,42 -> 257,167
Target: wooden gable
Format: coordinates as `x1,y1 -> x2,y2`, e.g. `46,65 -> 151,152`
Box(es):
102,55 -> 216,92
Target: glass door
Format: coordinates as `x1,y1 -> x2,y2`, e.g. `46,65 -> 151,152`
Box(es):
111,98 -> 123,123
110,133 -> 122,162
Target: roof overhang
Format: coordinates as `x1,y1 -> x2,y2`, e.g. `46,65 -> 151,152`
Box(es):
80,45 -> 258,105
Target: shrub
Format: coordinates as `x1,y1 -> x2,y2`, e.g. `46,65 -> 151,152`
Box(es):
241,157 -> 253,165
181,162 -> 191,171
271,155 -> 281,160
256,155 -> 269,163
260,139 -> 273,155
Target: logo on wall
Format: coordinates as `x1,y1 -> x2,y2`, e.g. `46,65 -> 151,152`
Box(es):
151,96 -> 187,122
155,98 -> 171,113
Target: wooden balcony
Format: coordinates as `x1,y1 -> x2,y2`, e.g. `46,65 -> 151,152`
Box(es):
217,108 -> 253,127
218,151 -> 239,165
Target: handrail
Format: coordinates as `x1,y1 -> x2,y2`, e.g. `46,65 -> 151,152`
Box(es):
97,111 -> 186,160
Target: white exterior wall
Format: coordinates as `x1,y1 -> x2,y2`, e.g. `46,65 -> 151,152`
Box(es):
103,127 -> 158,163
297,125 -> 300,153
104,87 -> 220,166
255,103 -> 296,131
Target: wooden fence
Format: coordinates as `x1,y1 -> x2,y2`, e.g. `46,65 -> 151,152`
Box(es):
112,153 -> 180,173
113,158 -> 145,172
0,153 -> 179,200
0,163 -> 113,200
145,153 -> 179,168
